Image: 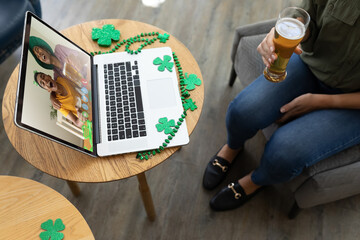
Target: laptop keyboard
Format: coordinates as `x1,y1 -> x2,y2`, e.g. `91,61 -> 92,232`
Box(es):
104,61 -> 146,141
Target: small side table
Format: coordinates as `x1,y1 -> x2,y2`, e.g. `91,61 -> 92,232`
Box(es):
0,175 -> 95,240
2,19 -> 204,221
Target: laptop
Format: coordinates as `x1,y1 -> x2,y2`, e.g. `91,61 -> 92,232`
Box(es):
15,12 -> 189,157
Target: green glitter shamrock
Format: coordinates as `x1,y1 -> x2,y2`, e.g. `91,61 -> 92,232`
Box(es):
158,33 -> 170,43
39,219 -> 65,240
183,98 -> 197,111
184,73 -> 202,90
153,55 -> 174,72
92,24 -> 120,47
156,117 -> 176,134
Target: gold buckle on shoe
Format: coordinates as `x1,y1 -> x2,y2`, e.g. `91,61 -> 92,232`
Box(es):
212,159 -> 228,172
228,183 -> 241,199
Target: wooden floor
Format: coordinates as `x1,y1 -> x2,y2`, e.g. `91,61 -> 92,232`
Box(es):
1,0 -> 360,239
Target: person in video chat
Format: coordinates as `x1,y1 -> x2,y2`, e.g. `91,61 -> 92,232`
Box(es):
34,71 -> 85,128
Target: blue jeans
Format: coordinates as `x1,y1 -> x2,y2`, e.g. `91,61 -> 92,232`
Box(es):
226,54 -> 360,185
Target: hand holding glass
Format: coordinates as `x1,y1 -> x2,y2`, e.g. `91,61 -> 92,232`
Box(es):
264,7 -> 310,82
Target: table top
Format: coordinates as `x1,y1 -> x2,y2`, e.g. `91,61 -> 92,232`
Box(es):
0,175 -> 95,240
2,19 -> 204,182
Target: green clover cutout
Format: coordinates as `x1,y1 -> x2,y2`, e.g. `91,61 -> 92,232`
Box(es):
92,24 -> 120,47
156,117 -> 176,134
183,98 -> 197,111
158,33 -> 170,43
184,73 -> 202,90
39,219 -> 65,240
153,55 -> 174,72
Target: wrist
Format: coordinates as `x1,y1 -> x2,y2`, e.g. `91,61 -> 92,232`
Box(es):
312,94 -> 334,109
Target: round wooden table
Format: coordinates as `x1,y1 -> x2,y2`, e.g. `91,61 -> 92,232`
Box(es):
0,175 -> 95,240
2,19 -> 204,221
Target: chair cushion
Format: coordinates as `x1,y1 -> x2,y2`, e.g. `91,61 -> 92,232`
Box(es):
294,160 -> 360,208
233,34 -> 266,87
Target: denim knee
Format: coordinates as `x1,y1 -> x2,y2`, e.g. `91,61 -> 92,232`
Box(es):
227,92 -> 269,131
226,92 -> 270,149
252,131 -> 306,185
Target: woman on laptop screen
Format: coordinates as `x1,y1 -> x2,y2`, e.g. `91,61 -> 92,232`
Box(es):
34,71 -> 86,128
28,36 -> 89,88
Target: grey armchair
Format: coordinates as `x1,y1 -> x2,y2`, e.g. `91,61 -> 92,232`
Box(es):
229,19 -> 360,218
0,0 -> 42,64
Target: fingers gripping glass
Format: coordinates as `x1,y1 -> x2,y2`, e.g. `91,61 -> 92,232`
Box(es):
263,7 -> 310,82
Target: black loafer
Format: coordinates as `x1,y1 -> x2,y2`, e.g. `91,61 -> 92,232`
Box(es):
202,153 -> 231,190
209,182 -> 263,211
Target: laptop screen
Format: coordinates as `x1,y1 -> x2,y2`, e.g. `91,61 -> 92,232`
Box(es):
15,13 -> 95,155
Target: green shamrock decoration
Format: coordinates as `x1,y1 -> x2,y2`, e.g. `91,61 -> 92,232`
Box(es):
183,98 -> 197,111
184,73 -> 202,90
39,219 -> 65,240
153,55 -> 174,72
92,24 -> 120,47
33,70 -> 39,86
82,120 -> 93,151
158,33 -> 170,43
156,117 -> 176,134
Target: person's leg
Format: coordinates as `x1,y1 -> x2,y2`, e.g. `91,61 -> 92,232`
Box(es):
210,108 -> 360,211
251,108 -> 360,185
220,54 -> 320,161
204,54 -> 321,191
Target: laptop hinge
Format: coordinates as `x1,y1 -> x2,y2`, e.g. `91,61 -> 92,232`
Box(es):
92,63 -> 101,145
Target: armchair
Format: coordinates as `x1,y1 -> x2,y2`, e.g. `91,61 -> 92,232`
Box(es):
229,19 -> 360,218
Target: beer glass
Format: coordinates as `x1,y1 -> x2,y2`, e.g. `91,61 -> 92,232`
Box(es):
263,7 -> 310,82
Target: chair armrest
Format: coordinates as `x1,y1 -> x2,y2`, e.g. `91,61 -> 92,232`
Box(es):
29,0 -> 42,17
230,19 -> 276,62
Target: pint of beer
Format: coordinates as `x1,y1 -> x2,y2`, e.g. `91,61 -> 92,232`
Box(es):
264,7 -> 310,82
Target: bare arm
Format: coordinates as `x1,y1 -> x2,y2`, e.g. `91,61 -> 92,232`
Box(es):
50,92 -> 62,110
278,92 -> 360,123
322,92 -> 360,109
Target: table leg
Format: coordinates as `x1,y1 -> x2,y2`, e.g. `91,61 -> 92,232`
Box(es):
137,172 -> 156,221
66,180 -> 81,197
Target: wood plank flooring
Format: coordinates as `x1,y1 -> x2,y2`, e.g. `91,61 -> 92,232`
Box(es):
1,0 -> 360,239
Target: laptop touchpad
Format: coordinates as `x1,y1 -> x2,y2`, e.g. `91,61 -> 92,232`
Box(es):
147,78 -> 177,109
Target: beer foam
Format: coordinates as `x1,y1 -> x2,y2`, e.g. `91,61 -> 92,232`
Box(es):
276,18 -> 305,40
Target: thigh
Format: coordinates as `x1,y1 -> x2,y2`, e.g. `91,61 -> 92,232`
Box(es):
229,54 -> 320,126
265,108 -> 360,169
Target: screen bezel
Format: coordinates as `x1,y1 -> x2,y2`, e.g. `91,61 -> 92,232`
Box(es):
14,11 -> 97,157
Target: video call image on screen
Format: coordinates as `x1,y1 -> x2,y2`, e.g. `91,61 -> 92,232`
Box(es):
22,17 -> 93,152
